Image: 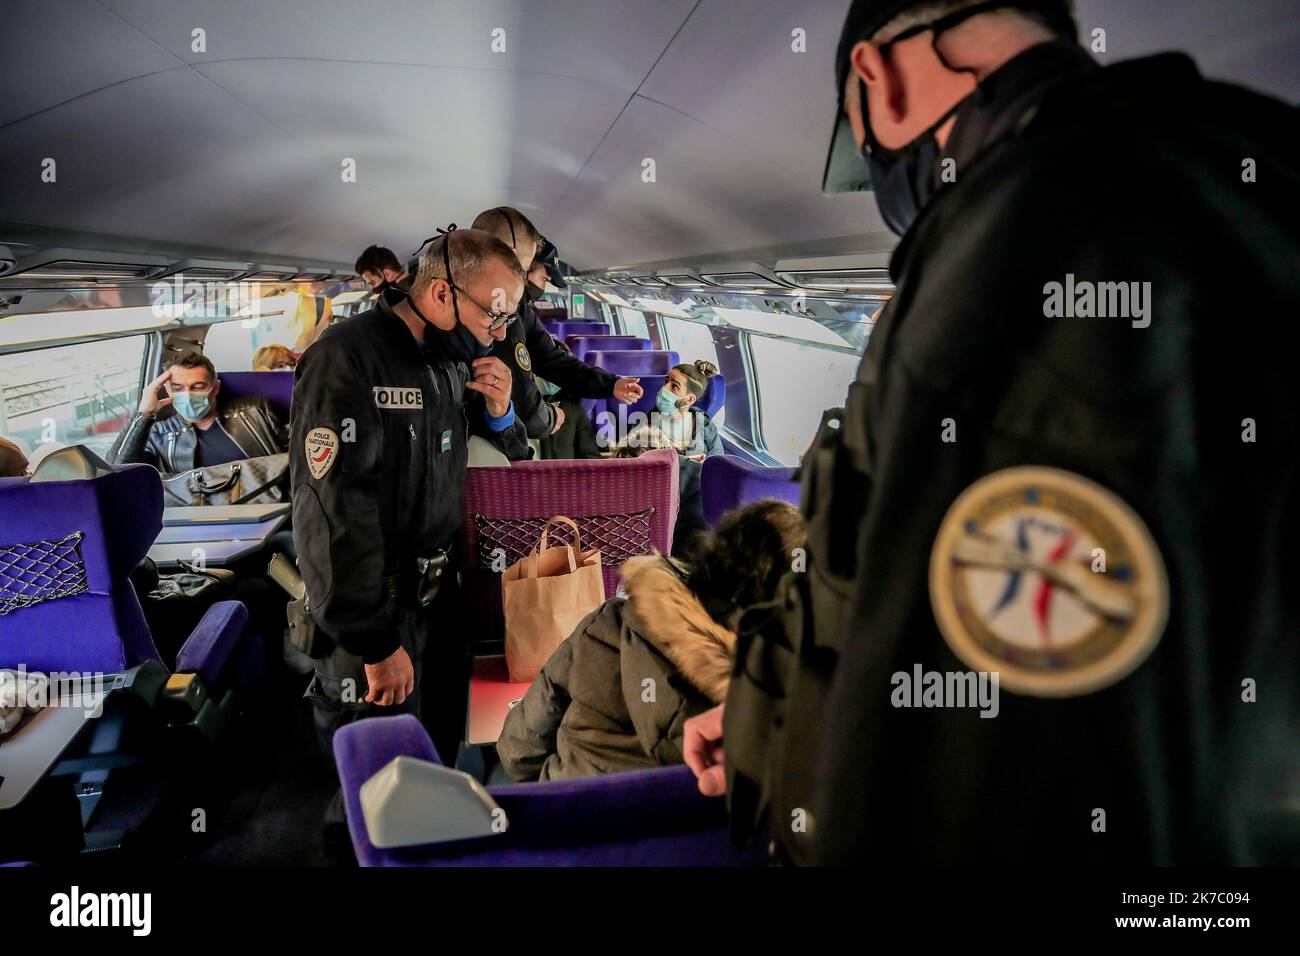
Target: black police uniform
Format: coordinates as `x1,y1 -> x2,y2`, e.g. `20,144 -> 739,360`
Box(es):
727,39 -> 1300,866
492,298 -> 619,449
290,286 -> 527,759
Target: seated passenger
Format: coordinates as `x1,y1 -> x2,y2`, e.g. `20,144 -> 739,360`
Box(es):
0,437 -> 29,478
252,343 -> 297,371
108,351 -> 287,472
497,499 -> 805,782
655,360 -> 723,462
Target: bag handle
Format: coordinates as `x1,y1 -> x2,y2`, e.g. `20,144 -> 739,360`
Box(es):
538,515 -> 581,554
190,463 -> 242,495
526,516 -> 580,578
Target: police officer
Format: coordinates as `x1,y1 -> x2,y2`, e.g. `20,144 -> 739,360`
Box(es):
687,0 -> 1298,866
291,227 -> 527,765
471,206 -> 642,449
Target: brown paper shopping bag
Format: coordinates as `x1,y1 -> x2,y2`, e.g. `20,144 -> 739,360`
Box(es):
501,516 -> 605,683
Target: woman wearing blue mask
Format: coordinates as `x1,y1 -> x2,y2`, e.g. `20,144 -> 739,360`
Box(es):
654,360 -> 723,463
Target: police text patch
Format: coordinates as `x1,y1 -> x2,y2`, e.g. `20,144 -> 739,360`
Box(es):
373,386 -> 423,410
305,427 -> 340,480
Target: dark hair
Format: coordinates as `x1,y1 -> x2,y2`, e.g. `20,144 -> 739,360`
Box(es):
687,500 -> 806,622
172,350 -> 216,380
354,245 -> 403,277
671,359 -> 718,400
471,206 -> 541,253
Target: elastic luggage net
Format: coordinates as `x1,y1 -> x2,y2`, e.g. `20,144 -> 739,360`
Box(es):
0,531 -> 90,617
473,508 -> 656,569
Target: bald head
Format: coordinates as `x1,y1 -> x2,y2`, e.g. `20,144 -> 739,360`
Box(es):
471,206 -> 540,269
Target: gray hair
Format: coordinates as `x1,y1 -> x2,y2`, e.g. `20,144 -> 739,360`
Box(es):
411,228 -> 523,295
874,0 -> 1076,43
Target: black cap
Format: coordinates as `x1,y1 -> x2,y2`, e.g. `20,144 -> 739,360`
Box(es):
535,236 -> 567,289
822,0 -> 919,193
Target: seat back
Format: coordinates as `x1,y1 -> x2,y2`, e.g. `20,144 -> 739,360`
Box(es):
565,335 -> 649,363
217,370 -> 293,418
0,464 -> 164,673
699,456 -> 801,528
698,373 -> 726,418
460,450 -> 679,619
336,715 -> 767,866
550,320 -> 608,340
584,349 -> 679,376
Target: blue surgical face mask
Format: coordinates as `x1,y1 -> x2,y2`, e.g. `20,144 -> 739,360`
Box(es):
537,376 -> 561,396
172,390 -> 211,421
656,386 -> 681,418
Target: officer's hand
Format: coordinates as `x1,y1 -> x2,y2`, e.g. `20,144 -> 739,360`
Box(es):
364,646 -> 415,707
549,402 -> 566,435
613,377 -> 642,404
468,357 -> 512,418
138,368 -> 173,417
683,703 -> 727,797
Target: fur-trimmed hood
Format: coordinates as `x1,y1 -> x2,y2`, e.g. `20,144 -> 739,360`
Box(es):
620,554 -> 735,703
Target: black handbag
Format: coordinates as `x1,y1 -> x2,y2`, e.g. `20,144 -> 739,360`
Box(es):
161,453 -> 290,507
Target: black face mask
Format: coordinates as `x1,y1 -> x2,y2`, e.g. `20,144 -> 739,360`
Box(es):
860,89 -> 971,236
403,225 -> 492,363
853,0 -> 1026,236
523,280 -> 545,302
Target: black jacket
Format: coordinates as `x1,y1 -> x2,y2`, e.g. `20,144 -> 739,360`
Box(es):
290,290 -> 528,663
730,45 -> 1300,866
109,395 -> 286,473
495,300 -> 620,445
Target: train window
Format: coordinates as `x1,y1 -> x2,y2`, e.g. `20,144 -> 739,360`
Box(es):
617,308 -> 650,340
0,335 -> 148,462
203,293 -> 329,370
749,335 -> 859,465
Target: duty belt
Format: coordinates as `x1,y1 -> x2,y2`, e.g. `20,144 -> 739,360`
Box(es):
384,549 -> 450,607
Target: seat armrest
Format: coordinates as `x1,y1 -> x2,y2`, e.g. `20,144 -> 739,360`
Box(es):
335,715 -> 444,863
174,600 -> 249,689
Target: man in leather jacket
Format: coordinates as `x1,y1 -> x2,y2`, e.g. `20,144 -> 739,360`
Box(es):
109,350 -> 286,472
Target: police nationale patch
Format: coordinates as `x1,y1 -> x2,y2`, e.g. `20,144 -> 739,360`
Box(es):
514,341 -> 531,372
928,467 -> 1168,697
373,386 -> 423,410
304,427 -> 339,479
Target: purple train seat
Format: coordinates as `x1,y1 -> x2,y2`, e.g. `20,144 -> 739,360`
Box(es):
698,372 -> 726,417
564,335 -> 650,363
584,349 -> 679,376
699,455 -> 801,528
217,370 -> 293,417
550,320 -> 609,341
0,460 -> 257,852
335,715 -> 767,866
459,450 -> 680,639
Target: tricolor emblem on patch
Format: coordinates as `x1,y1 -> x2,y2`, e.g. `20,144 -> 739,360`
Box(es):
304,427 -> 339,480
928,467 -> 1168,697
514,341 -> 532,372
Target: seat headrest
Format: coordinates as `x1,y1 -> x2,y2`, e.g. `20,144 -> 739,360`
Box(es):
29,445 -> 114,482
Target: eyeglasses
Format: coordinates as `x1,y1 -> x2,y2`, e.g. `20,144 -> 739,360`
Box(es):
448,281 -> 518,331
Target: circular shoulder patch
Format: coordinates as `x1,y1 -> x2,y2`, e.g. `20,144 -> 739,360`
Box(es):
514,341 -> 532,372
928,467 -> 1167,697
304,427 -> 340,480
